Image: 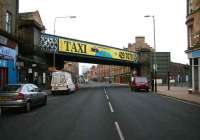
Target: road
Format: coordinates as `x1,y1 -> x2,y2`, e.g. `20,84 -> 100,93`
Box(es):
0,87 -> 200,140
79,81 -> 113,88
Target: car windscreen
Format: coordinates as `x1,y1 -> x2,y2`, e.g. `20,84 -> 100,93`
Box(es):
135,77 -> 148,83
0,85 -> 21,92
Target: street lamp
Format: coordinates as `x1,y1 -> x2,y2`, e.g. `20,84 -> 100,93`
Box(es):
53,16 -> 76,69
144,15 -> 157,92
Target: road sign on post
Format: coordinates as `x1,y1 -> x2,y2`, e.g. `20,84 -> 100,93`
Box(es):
153,64 -> 157,71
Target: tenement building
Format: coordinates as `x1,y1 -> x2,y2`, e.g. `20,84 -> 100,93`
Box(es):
185,0 -> 200,93
0,0 -> 18,88
17,11 -> 47,85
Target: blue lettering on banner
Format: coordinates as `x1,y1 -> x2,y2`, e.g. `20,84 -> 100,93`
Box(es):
0,59 -> 7,67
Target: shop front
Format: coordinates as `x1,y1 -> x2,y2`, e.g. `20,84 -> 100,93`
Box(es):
187,49 -> 200,93
0,45 -> 17,88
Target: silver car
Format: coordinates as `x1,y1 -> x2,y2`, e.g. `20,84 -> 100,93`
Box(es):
0,84 -> 47,114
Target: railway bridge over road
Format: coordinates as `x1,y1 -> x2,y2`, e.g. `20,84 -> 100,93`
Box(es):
39,33 -> 140,73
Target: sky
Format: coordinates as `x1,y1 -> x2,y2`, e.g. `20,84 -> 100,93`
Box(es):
19,0 -> 188,73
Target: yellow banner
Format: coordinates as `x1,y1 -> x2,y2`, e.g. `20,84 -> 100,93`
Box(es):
59,38 -> 138,62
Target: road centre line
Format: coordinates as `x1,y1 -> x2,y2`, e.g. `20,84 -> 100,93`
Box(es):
106,94 -> 109,100
108,101 -> 114,113
104,88 -> 107,94
104,88 -> 125,140
115,122 -> 125,140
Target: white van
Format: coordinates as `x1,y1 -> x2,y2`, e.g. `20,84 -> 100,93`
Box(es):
51,71 -> 75,95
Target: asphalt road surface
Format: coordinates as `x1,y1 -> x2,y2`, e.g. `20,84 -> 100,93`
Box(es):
0,87 -> 200,140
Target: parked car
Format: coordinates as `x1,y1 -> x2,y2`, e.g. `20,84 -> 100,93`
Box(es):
0,84 -> 47,114
130,76 -> 149,92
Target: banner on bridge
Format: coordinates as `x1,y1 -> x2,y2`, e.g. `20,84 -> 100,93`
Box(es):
40,34 -> 138,63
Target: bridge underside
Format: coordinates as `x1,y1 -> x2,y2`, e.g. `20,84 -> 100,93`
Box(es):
46,53 -> 139,68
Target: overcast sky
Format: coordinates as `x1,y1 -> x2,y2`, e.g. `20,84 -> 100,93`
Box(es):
19,0 -> 188,70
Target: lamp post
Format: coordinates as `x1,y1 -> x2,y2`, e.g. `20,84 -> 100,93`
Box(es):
53,16 -> 76,69
144,15 -> 157,92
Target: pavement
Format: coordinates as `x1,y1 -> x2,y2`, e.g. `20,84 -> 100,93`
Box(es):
157,85 -> 200,105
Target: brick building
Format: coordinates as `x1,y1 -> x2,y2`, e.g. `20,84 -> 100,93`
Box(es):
185,0 -> 200,93
96,65 -> 129,83
169,62 -> 190,86
96,37 -> 152,83
63,61 -> 79,78
127,36 -> 154,52
85,65 -> 97,81
96,36 -> 188,85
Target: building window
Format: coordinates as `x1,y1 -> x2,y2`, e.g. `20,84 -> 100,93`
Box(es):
190,58 -> 192,65
5,11 -> 12,33
194,58 -> 198,66
188,25 -> 193,48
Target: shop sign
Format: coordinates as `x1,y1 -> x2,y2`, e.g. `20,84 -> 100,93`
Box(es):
191,50 -> 200,58
28,68 -> 32,74
16,62 -> 24,67
0,59 -> 7,67
186,75 -> 189,82
0,46 -> 16,59
32,64 -> 37,67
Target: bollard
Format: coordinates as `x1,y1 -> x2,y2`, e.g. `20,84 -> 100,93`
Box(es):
188,89 -> 192,94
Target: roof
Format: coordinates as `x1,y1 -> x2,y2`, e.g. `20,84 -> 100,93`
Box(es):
18,10 -> 45,30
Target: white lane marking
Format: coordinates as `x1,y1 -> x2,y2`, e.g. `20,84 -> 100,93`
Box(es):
161,95 -> 200,107
108,101 -> 114,113
106,94 -> 109,100
104,88 -> 107,94
115,122 -> 125,140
